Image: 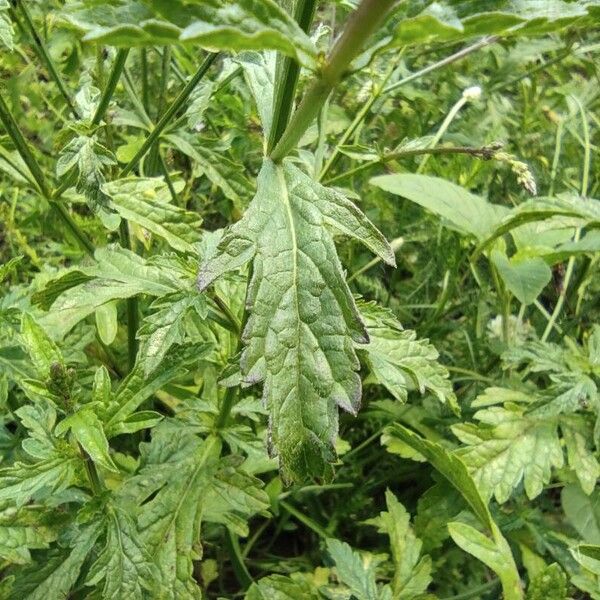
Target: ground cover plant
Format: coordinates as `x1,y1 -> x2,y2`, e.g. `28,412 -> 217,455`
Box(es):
1,0 -> 600,598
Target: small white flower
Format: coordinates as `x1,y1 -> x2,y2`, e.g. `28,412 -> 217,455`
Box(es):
462,85 -> 482,101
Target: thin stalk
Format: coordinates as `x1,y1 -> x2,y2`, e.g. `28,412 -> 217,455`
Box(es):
14,1 -> 80,119
78,443 -> 103,495
279,500 -> 330,539
325,143 -> 502,185
158,152 -> 178,202
548,118 -> 564,197
92,49 -> 130,126
123,68 -> 154,128
270,0 -> 399,161
441,579 -> 499,600
383,36 -> 498,96
157,46 -> 172,117
121,52 -> 218,176
490,45 -> 573,94
117,216 -> 139,370
542,96 -> 590,341
216,264 -> 253,429
490,263 -> 510,344
216,386 -> 237,430
267,0 -> 318,153
417,94 -> 474,174
347,237 -> 403,283
224,529 -> 253,589
140,48 -> 150,115
212,293 -> 241,335
0,94 -> 95,256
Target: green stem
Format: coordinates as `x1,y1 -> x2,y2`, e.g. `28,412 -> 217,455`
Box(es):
490,45 -> 573,94
212,293 -> 241,335
14,1 -> 80,119
490,263 -> 510,344
548,118 -> 564,197
121,52 -> 218,176
441,579 -> 499,600
157,46 -> 171,118
325,143 -> 502,185
542,96 -> 590,342
267,0 -> 318,153
140,48 -> 150,115
224,528 -> 253,590
78,443 -> 103,495
92,49 -> 130,126
270,0 -> 399,161
216,386 -> 237,430
347,237 -> 403,282
279,500 -> 330,539
319,52 -> 403,180
118,220 -> 139,370
0,93 -> 95,256
417,95 -> 470,173
383,36 -> 498,96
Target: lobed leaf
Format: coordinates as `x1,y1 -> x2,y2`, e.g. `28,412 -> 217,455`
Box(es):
102,177 -> 202,253
198,159 -> 394,482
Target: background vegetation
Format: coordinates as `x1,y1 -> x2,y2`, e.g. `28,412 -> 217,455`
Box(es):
0,1 -> 600,598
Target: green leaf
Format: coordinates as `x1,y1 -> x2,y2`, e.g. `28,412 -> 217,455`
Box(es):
384,423 -> 493,531
371,173 -> 508,241
246,574 -> 320,600
562,483 -> 600,544
56,135 -> 116,216
452,406 -> 564,503
178,0 -> 317,67
119,425 -> 268,598
7,523 -> 101,600
64,0 -> 317,67
0,256 -> 22,282
385,428 -> 524,600
93,366 -> 112,405
571,544 -> 600,576
0,405 -> 82,506
473,194 -> 600,258
185,79 -> 216,130
163,133 -> 245,207
106,410 -> 164,436
526,563 -> 567,600
388,1 -> 600,48
561,417 -> 600,495
358,301 -> 456,407
57,408 -> 118,472
0,0 -> 14,51
86,506 -> 160,599
325,538 -> 382,600
198,159 -> 394,482
0,451 -> 81,507
365,490 -> 432,598
39,246 -> 183,339
448,522 -> 521,596
95,300 -> 118,345
20,314 -> 64,378
238,51 -> 276,139
0,507 -> 56,565
102,177 -> 202,253
490,249 -> 552,305
105,344 -> 210,434
137,293 -> 207,376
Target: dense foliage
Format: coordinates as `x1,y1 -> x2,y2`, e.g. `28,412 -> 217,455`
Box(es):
1,1 -> 600,598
